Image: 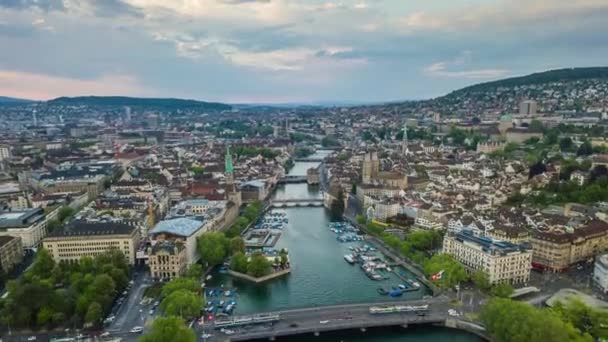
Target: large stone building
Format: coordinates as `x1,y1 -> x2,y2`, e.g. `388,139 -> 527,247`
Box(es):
530,220 -> 608,272
0,236 -> 23,273
43,221 -> 141,264
593,254 -> 608,293
150,217 -> 209,264
0,208 -> 47,248
443,230 -> 532,285
361,152 -> 407,188
148,240 -> 187,280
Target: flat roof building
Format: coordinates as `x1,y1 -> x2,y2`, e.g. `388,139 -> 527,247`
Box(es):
43,220 -> 140,264
0,208 -> 47,248
443,230 -> 532,285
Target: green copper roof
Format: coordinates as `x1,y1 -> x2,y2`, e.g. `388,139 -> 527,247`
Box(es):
225,146 -> 233,174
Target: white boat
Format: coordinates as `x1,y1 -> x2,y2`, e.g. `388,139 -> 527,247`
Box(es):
344,254 -> 355,264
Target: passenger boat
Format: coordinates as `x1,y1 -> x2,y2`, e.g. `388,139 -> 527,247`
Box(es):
377,287 -> 389,295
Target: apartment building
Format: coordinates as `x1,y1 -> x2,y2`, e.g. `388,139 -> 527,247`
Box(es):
0,236 -> 23,273
530,220 -> 608,272
43,221 -> 140,264
443,230 -> 532,285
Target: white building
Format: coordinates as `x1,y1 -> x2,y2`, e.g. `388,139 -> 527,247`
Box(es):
593,254 -> 608,293
0,208 -> 48,248
443,230 -> 532,285
0,145 -> 11,161
150,218 -> 210,264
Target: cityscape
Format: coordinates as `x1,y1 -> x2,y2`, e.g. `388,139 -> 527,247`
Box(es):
1,1 -> 608,342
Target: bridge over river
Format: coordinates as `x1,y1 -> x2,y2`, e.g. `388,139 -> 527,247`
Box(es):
205,298 -> 457,341
269,198 -> 324,208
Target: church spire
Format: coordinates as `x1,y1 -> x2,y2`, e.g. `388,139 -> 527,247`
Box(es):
402,122 -> 408,155
225,146 -> 234,176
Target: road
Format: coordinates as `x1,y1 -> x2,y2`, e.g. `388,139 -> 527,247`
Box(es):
201,298 -> 453,342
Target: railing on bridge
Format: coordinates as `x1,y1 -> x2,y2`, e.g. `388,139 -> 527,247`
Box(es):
214,313 -> 281,328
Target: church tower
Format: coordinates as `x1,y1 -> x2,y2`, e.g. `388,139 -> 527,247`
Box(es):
225,146 -> 234,185
401,122 -> 409,155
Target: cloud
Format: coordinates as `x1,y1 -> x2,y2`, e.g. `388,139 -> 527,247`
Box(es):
0,0 -> 65,11
0,70 -> 148,100
423,51 -> 509,79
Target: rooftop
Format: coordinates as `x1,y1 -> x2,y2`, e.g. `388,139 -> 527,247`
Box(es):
48,220 -> 137,237
151,217 -> 205,237
0,208 -> 45,229
453,229 -> 531,256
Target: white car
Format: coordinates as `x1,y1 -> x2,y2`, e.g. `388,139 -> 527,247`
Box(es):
130,326 -> 144,333
100,332 -> 111,338
223,329 -> 235,336
202,333 -> 213,339
319,320 -> 330,324
27,337 -> 37,341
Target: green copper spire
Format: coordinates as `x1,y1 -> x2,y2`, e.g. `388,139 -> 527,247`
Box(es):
225,146 -> 233,175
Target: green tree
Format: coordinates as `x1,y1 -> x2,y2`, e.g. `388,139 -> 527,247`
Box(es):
161,278 -> 200,298
185,264 -> 203,279
423,254 -> 468,289
330,189 -> 345,221
577,141 -> 594,156
529,119 -> 545,133
230,237 -> 246,255
491,282 -> 514,298
58,206 -> 76,222
471,270 -> 491,290
30,248 -> 56,279
279,249 -> 289,267
46,219 -> 62,233
85,302 -> 103,325
37,306 -> 55,327
160,290 -> 203,319
559,137 -> 573,151
230,252 -> 249,273
481,298 -> 592,342
247,253 -> 272,277
138,316 -> 196,342
552,299 -> 608,339
356,215 -> 366,225
197,232 -> 229,266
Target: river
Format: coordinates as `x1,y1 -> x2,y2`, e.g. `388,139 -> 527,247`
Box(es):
208,152 -> 481,341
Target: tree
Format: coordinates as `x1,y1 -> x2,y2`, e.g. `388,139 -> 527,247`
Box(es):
577,141 -> 594,156
85,302 -> 103,325
559,137 -> 573,151
230,252 -> 249,273
138,316 -> 196,342
197,232 -> 229,266
279,249 -> 289,267
529,119 -> 545,133
356,215 -> 366,225
491,282 -> 514,298
30,248 -> 56,279
160,290 -> 203,319
47,219 -> 62,233
247,253 -> 272,277
230,237 -> 246,255
423,254 -> 468,289
330,189 -> 345,221
552,299 -> 608,339
161,278 -> 200,298
481,298 -> 592,342
37,306 -> 55,328
185,264 -> 203,280
58,206 -> 75,222
471,270 -> 491,290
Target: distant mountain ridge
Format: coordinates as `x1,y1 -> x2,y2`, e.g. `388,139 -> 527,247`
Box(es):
447,67 -> 608,96
0,96 -> 34,104
48,96 -> 232,111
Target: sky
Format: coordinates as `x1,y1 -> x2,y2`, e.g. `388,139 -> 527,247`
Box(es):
0,0 -> 607,103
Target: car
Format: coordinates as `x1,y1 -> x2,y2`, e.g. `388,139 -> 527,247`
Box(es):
201,333 -> 213,339
27,337 -> 37,341
149,309 -> 155,315
319,320 -> 330,324
416,312 -> 426,317
289,323 -> 298,328
130,326 -> 144,333
100,332 -> 111,337
223,329 -> 235,336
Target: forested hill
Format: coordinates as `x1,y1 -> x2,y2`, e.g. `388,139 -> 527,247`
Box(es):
47,96 -> 232,111
448,67 -> 608,95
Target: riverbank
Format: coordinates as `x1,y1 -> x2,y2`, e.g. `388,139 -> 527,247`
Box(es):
228,268 -> 291,284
